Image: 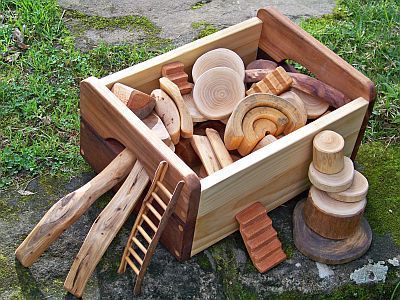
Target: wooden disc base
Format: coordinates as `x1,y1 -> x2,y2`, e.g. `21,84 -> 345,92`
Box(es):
293,200 -> 372,264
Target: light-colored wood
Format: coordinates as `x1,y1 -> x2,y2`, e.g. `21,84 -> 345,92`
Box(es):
15,149 -> 136,267
328,171 -> 369,202
246,59 -> 278,70
64,161 -> 149,298
193,67 -> 245,120
253,119 -> 277,138
191,98 -> 369,256
190,135 -> 221,175
246,66 -> 292,96
142,113 -> 174,151
142,214 -> 157,232
291,88 -> 329,119
161,61 -> 192,95
128,248 -> 143,265
151,89 -> 181,144
252,135 -> 277,152
278,90 -> 307,125
156,181 -> 173,199
205,128 -> 233,168
192,48 -> 245,82
312,130 -> 345,174
159,77 -> 193,138
182,89 -> 207,122
309,156 -> 354,192
133,237 -> 148,254
244,69 -> 271,83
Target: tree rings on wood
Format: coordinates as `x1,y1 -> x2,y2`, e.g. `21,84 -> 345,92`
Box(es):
291,88 -> 329,119
313,130 -> 345,174
328,171 -> 369,203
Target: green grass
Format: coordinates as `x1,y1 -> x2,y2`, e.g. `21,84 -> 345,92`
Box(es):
191,21 -> 219,39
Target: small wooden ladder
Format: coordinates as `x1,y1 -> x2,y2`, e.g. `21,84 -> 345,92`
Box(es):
118,160 -> 185,295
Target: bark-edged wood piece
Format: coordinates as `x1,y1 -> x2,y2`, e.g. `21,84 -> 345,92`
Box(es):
246,66 -> 292,96
193,67 -> 245,120
291,88 -> 329,119
151,89 -> 181,144
111,83 -> 155,119
190,135 -> 221,175
159,77 -> 193,138
308,156 -> 354,192
293,200 -> 372,264
64,161 -> 150,298
205,128 -> 233,168
192,48 -> 245,82
246,59 -> 278,70
328,171 -> 369,203
304,186 -> 366,239
245,69 -> 272,83
142,113 -> 175,151
182,89 -> 207,122
313,130 -> 345,174
252,135 -> 277,152
161,61 -> 192,95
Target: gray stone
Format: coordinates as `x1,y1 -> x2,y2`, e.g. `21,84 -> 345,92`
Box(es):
350,261 -> 389,284
316,262 -> 334,279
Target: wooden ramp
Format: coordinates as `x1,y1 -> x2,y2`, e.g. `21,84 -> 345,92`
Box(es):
236,202 -> 286,273
118,160 -> 185,295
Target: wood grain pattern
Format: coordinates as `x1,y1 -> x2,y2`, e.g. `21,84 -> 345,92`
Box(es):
246,67 -> 292,96
312,130 -> 345,174
244,69 -> 271,83
191,135 -> 221,175
291,88 -> 329,119
142,113 -> 174,151
252,134 -> 277,152
328,170 -> 369,203
205,128 -> 233,167
182,89 -> 207,123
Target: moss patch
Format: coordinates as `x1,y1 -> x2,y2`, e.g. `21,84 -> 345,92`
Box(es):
191,21 -> 219,39
191,0 -> 211,10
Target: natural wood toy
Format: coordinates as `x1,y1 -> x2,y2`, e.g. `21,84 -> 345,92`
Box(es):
182,89 -> 207,122
205,128 -> 233,167
308,156 -> 355,192
304,186 -> 366,239
293,200 -> 372,264
313,130 -> 345,174
193,67 -> 245,120
190,135 -> 221,175
111,83 -> 156,119
194,120 -> 225,139
245,69 -> 272,83
328,170 -> 369,202
161,61 -> 193,95
191,48 -> 245,82
118,161 -> 185,295
151,89 -> 181,145
246,66 -> 293,96
279,90 -> 307,125
174,138 -> 201,167
142,113 -> 175,151
252,135 -> 277,152
159,77 -> 193,138
290,88 -> 329,119
246,59 -> 278,70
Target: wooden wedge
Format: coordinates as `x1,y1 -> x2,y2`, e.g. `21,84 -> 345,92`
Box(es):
252,135 -> 277,152
205,128 -> 233,168
190,135 -> 221,175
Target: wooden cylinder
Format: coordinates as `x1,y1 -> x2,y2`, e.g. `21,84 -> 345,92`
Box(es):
313,130 -> 345,174
328,170 -> 369,203
303,186 -> 366,239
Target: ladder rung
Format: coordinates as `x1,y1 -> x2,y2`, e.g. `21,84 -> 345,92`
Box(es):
156,181 -> 172,199
142,214 -> 158,232
146,203 -> 162,220
152,192 -> 167,210
132,237 -> 148,254
138,226 -> 152,244
125,256 -> 140,275
128,247 -> 143,265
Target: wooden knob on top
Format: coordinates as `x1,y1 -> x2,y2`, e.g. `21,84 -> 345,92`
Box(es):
313,130 -> 345,174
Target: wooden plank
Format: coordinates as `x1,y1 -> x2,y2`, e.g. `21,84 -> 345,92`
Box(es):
191,98 -> 369,256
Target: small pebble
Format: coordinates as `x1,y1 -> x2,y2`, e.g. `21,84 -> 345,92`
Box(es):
295,263 -> 301,268
388,257 -> 399,267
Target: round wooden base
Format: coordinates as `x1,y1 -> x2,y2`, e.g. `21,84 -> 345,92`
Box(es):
293,200 -> 372,264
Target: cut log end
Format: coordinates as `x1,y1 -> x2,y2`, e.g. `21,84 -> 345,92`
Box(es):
313,130 -> 345,174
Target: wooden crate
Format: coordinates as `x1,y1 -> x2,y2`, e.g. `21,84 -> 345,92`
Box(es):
79,8 -> 375,261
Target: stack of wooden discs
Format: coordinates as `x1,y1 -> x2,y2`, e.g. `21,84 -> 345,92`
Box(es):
293,130 -> 372,264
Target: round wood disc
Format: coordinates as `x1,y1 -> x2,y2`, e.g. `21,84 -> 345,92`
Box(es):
327,170 -> 369,202
279,91 -> 307,125
182,89 -> 207,123
193,67 -> 245,120
313,130 -> 345,174
192,48 -> 245,82
309,156 -> 354,192
291,88 -> 329,119
293,200 -> 372,264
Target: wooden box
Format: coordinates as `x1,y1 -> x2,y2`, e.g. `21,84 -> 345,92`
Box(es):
79,8 -> 375,261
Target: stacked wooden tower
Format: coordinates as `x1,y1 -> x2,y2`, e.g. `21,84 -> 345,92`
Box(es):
293,130 -> 372,264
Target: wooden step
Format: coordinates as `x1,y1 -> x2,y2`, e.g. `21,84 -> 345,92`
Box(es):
254,248 -> 286,273
235,202 -> 267,227
246,227 -> 277,252
251,239 -> 282,262
241,217 -> 272,240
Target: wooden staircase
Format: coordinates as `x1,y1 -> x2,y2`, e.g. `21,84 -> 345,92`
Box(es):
118,161 -> 184,295
236,202 -> 286,273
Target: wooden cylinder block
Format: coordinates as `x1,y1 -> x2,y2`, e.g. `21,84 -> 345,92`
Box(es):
313,130 -> 345,174
328,171 -> 369,203
304,186 -> 366,239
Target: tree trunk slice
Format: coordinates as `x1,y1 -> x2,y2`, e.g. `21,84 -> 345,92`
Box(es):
244,69 -> 272,83
142,113 -> 174,151
279,90 -> 308,127
293,200 -> 372,265
193,67 -> 245,120
246,59 -> 278,70
313,130 -> 345,174
328,171 -> 369,203
252,135 -> 277,152
289,73 -> 350,108
175,138 -> 201,167
291,88 -> 329,119
192,48 -> 245,82
246,66 -> 293,96
190,135 -> 221,175
151,89 -> 181,145
182,89 -> 207,123
205,128 -> 233,167
159,77 -> 193,138
308,156 -> 354,192
304,186 -> 366,239
224,93 -> 306,150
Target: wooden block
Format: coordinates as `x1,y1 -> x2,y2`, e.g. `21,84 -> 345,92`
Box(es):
293,200 -> 372,264
205,128 -> 233,168
246,66 -> 292,96
291,88 -> 329,119
308,156 -> 354,192
190,135 -> 221,175
194,120 -> 225,139
246,59 -> 278,70
162,62 -> 193,95
142,113 -> 174,151
161,62 -> 185,76
313,130 -> 345,174
278,91 -> 307,126
182,90 -> 207,123
175,138 -> 200,167
252,134 -> 277,152
327,171 -> 369,203
179,82 -> 194,95
244,69 -> 272,83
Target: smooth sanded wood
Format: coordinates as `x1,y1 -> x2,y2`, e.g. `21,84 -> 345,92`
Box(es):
291,88 -> 329,119
205,128 -> 233,168
159,77 -> 193,138
142,113 -> 174,151
293,200 -> 372,264
182,89 -> 207,123
244,69 -> 272,83
246,66 -> 293,96
246,59 -> 278,70
252,135 -> 277,152
304,186 -> 366,239
191,135 -> 221,175
279,90 -> 307,126
313,130 -> 345,174
151,89 -> 181,144
328,170 -> 369,202
175,138 -> 201,167
193,67 -> 245,120
14,149 -> 136,267
64,161 -> 149,298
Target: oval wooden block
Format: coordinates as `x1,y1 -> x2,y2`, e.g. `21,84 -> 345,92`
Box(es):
182,89 -> 207,123
304,186 -> 366,239
328,171 -> 369,203
193,67 -> 245,120
309,156 -> 354,192
192,48 -> 245,82
293,200 -> 372,265
246,59 -> 278,70
291,88 -> 329,119
313,130 -> 345,174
